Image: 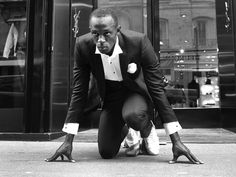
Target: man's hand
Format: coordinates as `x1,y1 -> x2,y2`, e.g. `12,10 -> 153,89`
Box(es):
45,142 -> 75,162
169,132 -> 203,164
169,141 -> 204,164
45,134 -> 75,162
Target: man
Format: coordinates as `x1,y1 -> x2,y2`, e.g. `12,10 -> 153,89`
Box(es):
45,7 -> 203,164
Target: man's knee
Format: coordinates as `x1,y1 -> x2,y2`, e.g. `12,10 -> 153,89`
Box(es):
123,110 -> 148,131
99,148 -> 117,159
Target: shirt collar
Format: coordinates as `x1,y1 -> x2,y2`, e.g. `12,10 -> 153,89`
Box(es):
95,36 -> 123,57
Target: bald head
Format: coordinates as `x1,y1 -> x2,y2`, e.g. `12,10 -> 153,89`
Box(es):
89,7 -> 118,28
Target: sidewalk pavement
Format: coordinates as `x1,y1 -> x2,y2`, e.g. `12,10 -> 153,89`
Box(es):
0,129 -> 236,177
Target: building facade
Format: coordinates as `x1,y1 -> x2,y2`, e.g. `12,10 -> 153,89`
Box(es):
0,0 -> 236,138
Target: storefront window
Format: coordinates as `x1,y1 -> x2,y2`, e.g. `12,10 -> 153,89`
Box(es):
159,0 -> 219,108
96,0 -> 219,109
0,0 -> 26,108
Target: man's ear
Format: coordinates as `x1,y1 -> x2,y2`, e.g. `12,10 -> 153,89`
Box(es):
117,25 -> 121,32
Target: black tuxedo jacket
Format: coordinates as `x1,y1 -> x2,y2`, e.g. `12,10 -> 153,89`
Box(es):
65,30 -> 177,124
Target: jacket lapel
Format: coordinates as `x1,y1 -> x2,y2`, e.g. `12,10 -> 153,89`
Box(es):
119,53 -> 130,80
118,34 -> 131,81
93,53 -> 103,72
92,53 -> 106,99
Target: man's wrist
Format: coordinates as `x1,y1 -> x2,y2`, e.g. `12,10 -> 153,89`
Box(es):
163,122 -> 182,135
62,123 -> 79,135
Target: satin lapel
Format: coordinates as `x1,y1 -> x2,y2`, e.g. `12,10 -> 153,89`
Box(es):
93,54 -> 104,75
92,54 -> 105,98
118,33 -> 131,81
119,53 -> 130,81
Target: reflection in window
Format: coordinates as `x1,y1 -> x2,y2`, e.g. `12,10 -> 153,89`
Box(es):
160,18 -> 169,49
194,20 -> 206,47
159,0 -> 219,108
193,17 -> 216,49
97,0 -> 147,34
0,0 -> 26,108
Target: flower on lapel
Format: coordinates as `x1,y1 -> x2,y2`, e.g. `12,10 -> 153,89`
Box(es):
127,63 -> 137,74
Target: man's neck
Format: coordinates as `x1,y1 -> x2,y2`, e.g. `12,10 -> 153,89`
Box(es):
107,45 -> 115,56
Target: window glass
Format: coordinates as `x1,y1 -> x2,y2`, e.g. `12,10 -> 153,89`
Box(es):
159,0 -> 219,108
98,0 -> 147,34
0,0 -> 26,108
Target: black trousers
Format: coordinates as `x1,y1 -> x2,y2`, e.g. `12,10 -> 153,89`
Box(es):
98,80 -> 153,159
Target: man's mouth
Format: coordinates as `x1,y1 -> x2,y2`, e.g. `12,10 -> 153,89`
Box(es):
98,45 -> 108,51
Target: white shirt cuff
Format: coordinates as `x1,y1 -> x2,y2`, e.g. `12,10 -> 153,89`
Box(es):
163,121 -> 182,135
62,123 -> 79,135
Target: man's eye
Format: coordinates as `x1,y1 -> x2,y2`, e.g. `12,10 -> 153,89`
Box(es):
92,32 -> 99,37
104,32 -> 111,36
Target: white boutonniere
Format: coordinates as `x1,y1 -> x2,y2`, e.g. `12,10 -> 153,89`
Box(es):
127,63 -> 137,74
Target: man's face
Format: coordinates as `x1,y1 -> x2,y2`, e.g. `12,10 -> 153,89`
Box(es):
90,15 -> 120,55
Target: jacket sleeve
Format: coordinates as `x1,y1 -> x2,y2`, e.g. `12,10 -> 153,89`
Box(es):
65,41 -> 91,124
140,35 -> 178,123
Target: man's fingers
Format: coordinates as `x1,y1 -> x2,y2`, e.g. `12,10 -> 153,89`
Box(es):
169,152 -> 204,165
45,152 -> 75,162
190,152 -> 204,164
169,160 -> 177,164
169,154 -> 179,164
65,154 -> 76,163
44,152 -> 60,162
169,153 -> 199,164
185,152 -> 199,164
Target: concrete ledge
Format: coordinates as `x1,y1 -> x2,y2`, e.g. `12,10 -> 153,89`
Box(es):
0,132 -> 66,141
54,128 -> 236,144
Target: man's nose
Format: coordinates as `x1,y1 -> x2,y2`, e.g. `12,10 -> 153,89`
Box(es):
98,35 -> 105,42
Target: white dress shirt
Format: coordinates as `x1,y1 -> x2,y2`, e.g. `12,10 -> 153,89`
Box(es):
95,37 -> 123,81
63,37 -> 182,135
